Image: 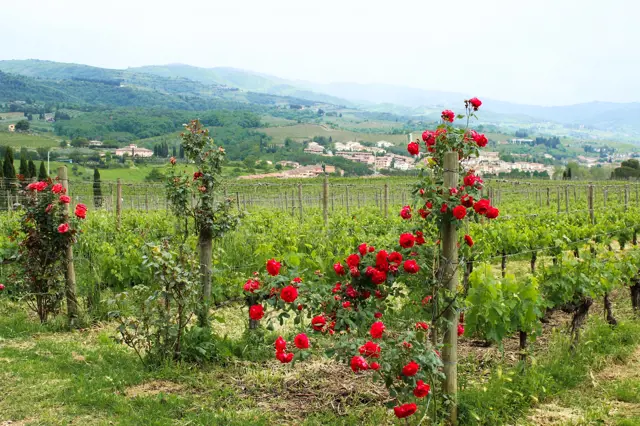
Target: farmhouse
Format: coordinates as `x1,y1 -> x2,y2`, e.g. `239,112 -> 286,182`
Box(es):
303,142 -> 325,155
114,144 -> 153,158
7,124 -> 15,132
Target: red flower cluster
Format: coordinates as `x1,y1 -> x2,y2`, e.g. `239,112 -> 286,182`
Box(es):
441,109 -> 455,123
473,199 -> 499,219
407,141 -> 420,156
414,380 -> 431,398
394,403 -> 418,419
26,181 -> 48,192
193,171 -> 203,180
75,204 -> 87,219
51,183 -> 65,194
402,360 -> 420,376
400,205 -> 411,220
370,321 -> 385,339
249,304 -> 264,320
350,355 -> 369,373
280,285 -> 298,303
399,233 -> 415,249
243,279 -> 260,293
359,341 -> 381,358
403,259 -> 419,274
59,195 -> 71,204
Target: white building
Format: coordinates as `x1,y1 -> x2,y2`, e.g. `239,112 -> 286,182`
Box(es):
114,144 -> 154,158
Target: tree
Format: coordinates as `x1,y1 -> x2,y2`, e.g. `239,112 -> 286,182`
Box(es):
172,146 -> 177,157
59,140 -> 67,148
144,168 -> 165,182
179,144 -> 185,159
38,161 -> 47,180
28,160 -> 36,179
14,120 -> 30,131
93,169 -> 103,208
19,152 -> 28,178
3,147 -> 16,189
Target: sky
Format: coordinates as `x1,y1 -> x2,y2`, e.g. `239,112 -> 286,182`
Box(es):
1,0 -> 638,106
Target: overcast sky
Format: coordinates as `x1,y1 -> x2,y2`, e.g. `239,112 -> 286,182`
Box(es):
1,0 -> 637,106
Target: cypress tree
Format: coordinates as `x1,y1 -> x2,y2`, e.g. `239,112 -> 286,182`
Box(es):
172,146 -> 177,157
179,144 -> 184,159
38,161 -> 47,180
93,169 -> 103,208
19,152 -> 28,177
3,147 -> 16,183
28,160 -> 37,179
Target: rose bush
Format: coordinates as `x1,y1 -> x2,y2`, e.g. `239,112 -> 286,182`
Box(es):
242,99 -> 496,421
19,179 -> 86,323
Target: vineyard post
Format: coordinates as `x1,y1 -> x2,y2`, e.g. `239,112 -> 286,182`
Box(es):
604,187 -> 608,208
145,190 -> 149,212
284,191 -> 288,214
442,152 -> 459,424
625,185 -> 629,211
298,183 -> 303,223
565,185 -> 569,213
573,185 -> 576,202
384,183 -> 389,218
346,186 -> 350,215
236,192 -> 240,210
6,190 -> 10,215
546,187 -> 550,207
588,183 -> 595,225
116,178 -> 122,231
58,167 -> 79,325
557,187 -> 561,214
323,175 -> 329,227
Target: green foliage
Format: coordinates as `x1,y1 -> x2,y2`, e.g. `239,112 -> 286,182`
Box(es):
38,161 -> 47,180
14,119 -> 30,131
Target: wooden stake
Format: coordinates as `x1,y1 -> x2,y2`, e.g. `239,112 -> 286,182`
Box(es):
323,175 -> 329,227
59,167 -> 78,325
588,183 -> 595,225
116,178 -> 122,230
384,183 -> 389,218
442,152 -> 459,424
298,183 -> 303,223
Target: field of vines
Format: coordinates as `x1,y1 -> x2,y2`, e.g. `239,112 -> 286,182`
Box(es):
2,115 -> 640,425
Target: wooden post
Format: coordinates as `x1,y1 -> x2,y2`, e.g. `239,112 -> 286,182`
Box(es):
291,190 -> 295,216
442,152 -> 459,424
6,191 -> 10,214
322,175 -> 329,227
58,167 -> 78,325
346,186 -> 350,215
556,187 -> 560,214
588,183 -> 594,225
145,190 -> 149,212
384,183 -> 389,218
298,183 -> 303,222
625,185 -> 629,211
546,187 -> 550,207
284,192 -> 288,214
116,179 -> 122,230
565,185 -> 569,213
604,187 -> 608,208
236,192 -> 240,210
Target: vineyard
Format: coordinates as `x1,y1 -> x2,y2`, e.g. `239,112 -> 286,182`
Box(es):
2,108 -> 640,425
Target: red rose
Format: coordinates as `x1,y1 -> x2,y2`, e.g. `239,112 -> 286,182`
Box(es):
51,183 -> 64,194
333,263 -> 346,276
361,290 -> 371,299
452,205 -> 467,220
346,254 -> 360,268
473,199 -> 491,215
243,279 -> 260,293
461,194 -> 474,208
292,277 -> 302,284
369,362 -> 380,371
57,223 -> 69,234
403,260 -> 420,274
374,290 -> 384,299
170,156 -> 177,165
422,295 -> 432,305
416,322 -> 429,330
59,195 -> 71,204
418,208 -> 429,218
403,341 -> 412,349
400,205 -> 412,220
249,304 -> 264,320
45,204 -> 54,214
370,321 -> 385,339
422,130 -> 435,145
349,266 -> 360,277
345,285 -> 358,298
374,312 -> 383,319
388,251 -> 402,265
365,266 -> 375,277
371,269 -> 387,285
441,110 -> 455,122
402,360 -> 420,376
276,352 -> 294,363
368,246 -> 375,253
280,285 -> 298,303
394,403 -> 418,419
407,141 -> 420,156
193,171 -> 203,180
473,132 -> 488,147
359,341 -> 381,358
440,203 -> 448,213
294,333 -> 309,349
27,181 -> 48,192
458,324 -> 465,336
449,187 -> 458,196
342,301 -> 351,309
358,243 -> 368,256
399,233 -> 415,249
74,203 -> 87,219
464,234 -> 474,247
414,380 -> 431,398
469,97 -> 482,110
350,355 -> 369,373
311,315 -> 326,331
266,259 -> 281,276
486,206 -> 499,219
415,231 -> 425,245
275,336 -> 287,353
0,283 -> 5,291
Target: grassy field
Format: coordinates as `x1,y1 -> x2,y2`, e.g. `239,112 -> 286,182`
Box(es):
0,131 -> 61,148
263,124 -> 409,145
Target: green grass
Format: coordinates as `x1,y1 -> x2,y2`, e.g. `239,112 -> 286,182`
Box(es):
0,131 -> 61,148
